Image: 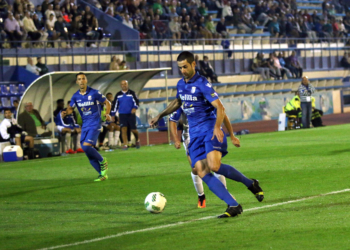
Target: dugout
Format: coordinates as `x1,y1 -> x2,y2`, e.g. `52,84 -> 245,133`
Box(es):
17,69 -> 172,138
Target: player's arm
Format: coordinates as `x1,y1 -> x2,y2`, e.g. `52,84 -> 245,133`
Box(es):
169,108 -> 182,149
149,98 -> 182,127
103,99 -> 112,121
223,114 -> 240,148
211,99 -> 225,142
66,105 -> 74,115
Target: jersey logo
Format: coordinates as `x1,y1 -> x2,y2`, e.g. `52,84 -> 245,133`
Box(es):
77,101 -> 94,107
206,82 -> 212,88
180,94 -> 197,101
88,96 -> 92,100
191,87 -> 196,93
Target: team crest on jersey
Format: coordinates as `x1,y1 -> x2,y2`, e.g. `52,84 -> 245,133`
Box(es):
191,87 -> 196,93
88,96 -> 92,100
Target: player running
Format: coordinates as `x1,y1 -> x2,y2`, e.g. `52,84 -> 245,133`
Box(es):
66,72 -> 111,182
169,107 -> 240,208
151,52 -> 264,218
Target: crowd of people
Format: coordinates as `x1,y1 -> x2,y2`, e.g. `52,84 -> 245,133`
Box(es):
0,0 -> 104,48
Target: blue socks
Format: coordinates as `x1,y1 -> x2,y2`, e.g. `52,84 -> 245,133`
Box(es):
82,145 -> 103,174
202,173 -> 239,206
216,163 -> 253,188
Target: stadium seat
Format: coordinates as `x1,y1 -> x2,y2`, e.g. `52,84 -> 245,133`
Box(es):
1,85 -> 10,96
10,84 -> 19,95
18,84 -> 26,94
1,97 -> 11,108
10,97 -> 18,107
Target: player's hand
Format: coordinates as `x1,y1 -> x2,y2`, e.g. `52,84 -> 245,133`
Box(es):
105,114 -> 111,121
149,115 -> 160,128
174,141 -> 181,149
212,127 -> 224,143
131,108 -> 136,114
61,111 -> 67,117
231,136 -> 240,147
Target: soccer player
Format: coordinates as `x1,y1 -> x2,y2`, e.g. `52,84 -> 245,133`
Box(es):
66,72 -> 111,181
104,93 -> 120,149
150,52 -> 264,218
169,107 -> 240,208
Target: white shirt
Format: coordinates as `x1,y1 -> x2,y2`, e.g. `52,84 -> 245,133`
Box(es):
26,64 -> 41,75
122,19 -> 133,29
222,5 -> 233,18
0,118 -> 17,140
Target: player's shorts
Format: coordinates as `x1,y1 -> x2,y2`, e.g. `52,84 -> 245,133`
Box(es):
188,129 -> 228,168
80,126 -> 102,145
119,114 -> 137,129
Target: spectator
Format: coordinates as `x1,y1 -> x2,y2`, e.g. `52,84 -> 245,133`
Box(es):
26,57 -> 41,75
23,11 -> 41,41
205,15 -> 220,41
301,16 -> 317,42
199,56 -> 219,83
109,56 -> 120,70
198,16 -> 213,44
0,108 -> 35,155
4,12 -> 23,47
288,51 -> 303,78
13,0 -> 23,15
18,102 -> 52,137
216,17 -> 228,38
154,15 -> 168,44
298,76 -> 315,129
140,15 -> 153,41
54,16 -> 70,47
232,7 -> 254,33
268,16 -> 280,38
222,1 -> 233,25
251,52 -> 270,80
36,57 -> 49,75
54,4 -> 62,18
153,0 -> 164,16
46,13 -> 57,40
169,6 -> 178,19
119,60 -> 129,70
0,0 -> 8,18
122,14 -> 133,29
112,80 -> 141,150
41,0 -> 50,14
340,52 -> 350,68
198,2 -> 207,17
268,53 -> 288,79
70,15 -> 84,40
169,16 -> 181,45
45,4 -> 56,22
181,15 -> 193,44
273,51 -> 292,78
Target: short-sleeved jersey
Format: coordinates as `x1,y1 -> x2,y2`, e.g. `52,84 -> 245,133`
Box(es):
70,86 -> 106,129
176,72 -> 219,138
169,107 -> 189,141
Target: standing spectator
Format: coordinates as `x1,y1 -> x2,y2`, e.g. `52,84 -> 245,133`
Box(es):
288,51 -> 303,78
4,12 -> 23,47
113,80 -> 141,150
298,76 -> 315,129
0,108 -> 35,155
18,102 -> 52,137
216,17 -> 228,38
169,16 -> 181,45
41,0 -> 50,14
26,57 -> 41,75
36,57 -> 49,75
23,11 -> 41,41
199,56 -> 219,83
251,52 -> 270,80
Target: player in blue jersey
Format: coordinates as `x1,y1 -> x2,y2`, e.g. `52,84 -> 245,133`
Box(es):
169,107 -> 240,208
150,51 -> 264,218
67,72 -> 111,182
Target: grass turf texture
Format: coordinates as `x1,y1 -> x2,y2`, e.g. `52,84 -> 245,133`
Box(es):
0,124 -> 349,250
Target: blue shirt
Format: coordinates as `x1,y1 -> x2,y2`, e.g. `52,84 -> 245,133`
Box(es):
113,89 -> 139,114
70,86 -> 106,129
176,73 -> 219,138
54,110 -> 79,128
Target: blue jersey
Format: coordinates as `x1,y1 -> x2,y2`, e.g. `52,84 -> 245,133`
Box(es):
70,86 -> 106,129
54,110 -> 79,129
176,73 -> 219,138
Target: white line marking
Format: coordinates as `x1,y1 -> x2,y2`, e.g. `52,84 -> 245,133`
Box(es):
38,188 -> 350,250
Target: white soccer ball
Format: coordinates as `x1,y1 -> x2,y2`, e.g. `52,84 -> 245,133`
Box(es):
144,192 -> 167,213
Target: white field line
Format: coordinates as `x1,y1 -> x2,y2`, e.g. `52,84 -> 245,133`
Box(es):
38,188 -> 350,250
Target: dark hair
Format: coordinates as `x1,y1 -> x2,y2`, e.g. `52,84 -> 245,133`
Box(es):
76,72 -> 86,80
203,56 -> 208,60
67,100 -> 71,104
13,100 -> 19,104
4,108 -> 11,113
56,99 -> 64,104
106,92 -> 113,96
177,51 -> 195,64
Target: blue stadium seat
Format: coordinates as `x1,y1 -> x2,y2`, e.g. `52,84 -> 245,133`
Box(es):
10,84 -> 18,95
18,84 -> 26,94
1,97 -> 11,108
1,85 -> 10,96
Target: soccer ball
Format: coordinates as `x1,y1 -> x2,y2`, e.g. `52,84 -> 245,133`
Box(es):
144,192 -> 167,213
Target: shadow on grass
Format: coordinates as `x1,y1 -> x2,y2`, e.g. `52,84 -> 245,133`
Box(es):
327,149 -> 350,155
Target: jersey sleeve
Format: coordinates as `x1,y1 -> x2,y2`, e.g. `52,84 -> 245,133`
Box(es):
199,81 -> 219,103
169,108 -> 183,123
70,96 -> 76,108
95,91 -> 107,104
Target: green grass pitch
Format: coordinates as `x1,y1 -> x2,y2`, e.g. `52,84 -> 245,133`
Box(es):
1,124 -> 350,250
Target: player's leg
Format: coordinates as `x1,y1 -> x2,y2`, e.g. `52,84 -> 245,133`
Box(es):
114,125 -> 121,147
74,128 -> 84,152
24,135 -> 35,159
60,127 -> 74,154
188,155 -> 206,208
121,127 -> 128,149
129,114 -> 140,149
107,124 -> 115,147
80,128 -> 108,181
213,173 -> 226,189
206,133 -> 264,202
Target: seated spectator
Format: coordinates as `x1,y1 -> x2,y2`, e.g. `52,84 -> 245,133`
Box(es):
300,16 -> 317,42
169,6 -> 178,19
288,51 -> 303,78
122,14 -> 133,29
198,16 -> 213,45
54,99 -> 65,118
4,12 -> 23,48
169,16 -> 181,45
322,19 -> 333,41
205,15 -> 220,41
110,56 -> 120,70
273,51 -> 292,78
54,4 -> 62,18
0,0 -> 8,18
18,102 -> 52,137
35,5 -> 43,21
153,15 -> 169,45
46,13 -> 57,39
251,52 -> 270,80
233,7 -> 254,33
13,99 -> 19,117
268,53 -> 285,79
285,16 -> 300,44
283,92 -> 301,130
181,15 -> 193,44
340,52 -> 350,68
13,0 -> 23,15
26,57 -> 41,75
70,15 -> 84,40
140,16 -> 153,41
54,16 -> 70,47
222,1 -> 234,25
119,60 -> 129,70
23,11 -> 41,42
198,2 -> 207,17
268,16 -> 280,38
45,4 -> 56,22
36,57 -> 49,75
216,17 -> 228,38
199,56 -> 219,83
0,108 -> 35,156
